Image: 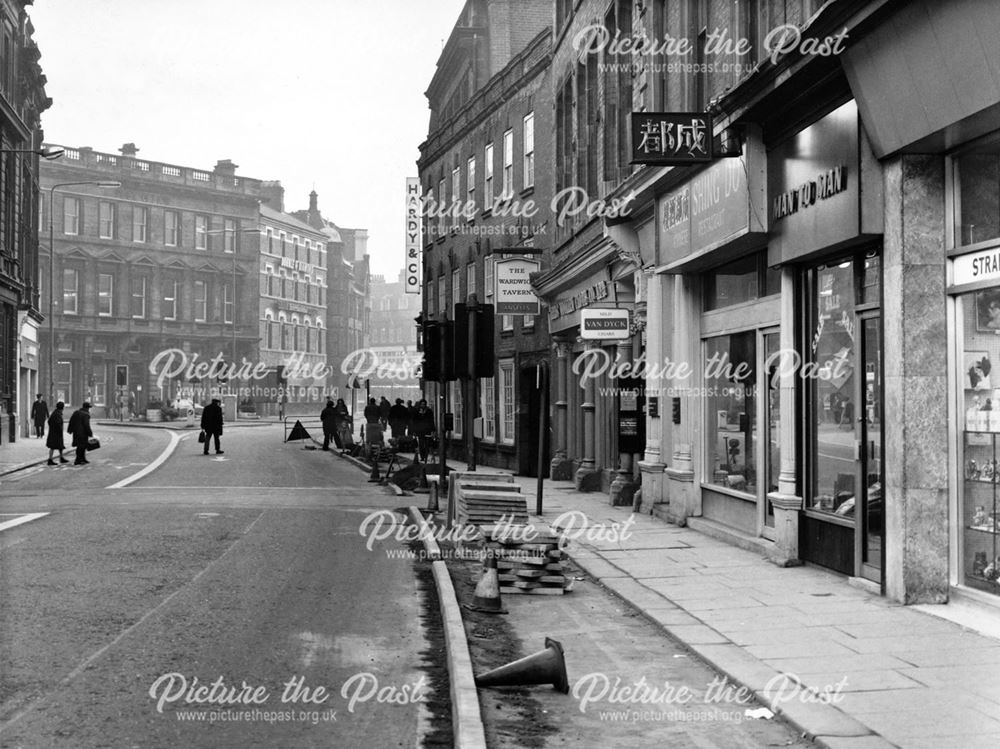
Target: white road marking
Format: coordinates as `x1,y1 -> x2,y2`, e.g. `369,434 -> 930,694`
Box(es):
106,431 -> 182,489
0,512 -> 50,532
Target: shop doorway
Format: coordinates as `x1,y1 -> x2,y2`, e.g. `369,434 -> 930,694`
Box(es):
802,252 -> 883,583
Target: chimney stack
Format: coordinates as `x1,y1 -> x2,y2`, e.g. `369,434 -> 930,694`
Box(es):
260,181 -> 285,212
119,142 -> 139,157
213,159 -> 238,177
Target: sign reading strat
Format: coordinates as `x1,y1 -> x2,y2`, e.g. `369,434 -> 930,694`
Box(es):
631,112 -> 712,164
952,247 -> 1000,290
404,178 -> 422,295
494,257 -> 540,314
580,308 -> 630,340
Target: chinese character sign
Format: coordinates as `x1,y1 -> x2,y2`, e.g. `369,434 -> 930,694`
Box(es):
630,112 -> 713,164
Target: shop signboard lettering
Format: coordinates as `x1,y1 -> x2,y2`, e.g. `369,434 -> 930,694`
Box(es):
404,177 -> 422,295
580,308 -> 630,340
768,100 -> 870,265
656,153 -> 760,266
631,112 -> 713,164
494,257 -> 540,314
952,247 -> 1000,290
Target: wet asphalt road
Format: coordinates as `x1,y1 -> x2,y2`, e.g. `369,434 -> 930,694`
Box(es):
0,424 -> 432,748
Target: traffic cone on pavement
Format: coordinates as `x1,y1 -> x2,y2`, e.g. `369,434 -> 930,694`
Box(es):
368,457 -> 381,483
464,549 -> 506,614
474,637 -> 569,693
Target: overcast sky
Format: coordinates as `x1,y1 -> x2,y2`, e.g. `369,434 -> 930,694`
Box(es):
28,0 -> 467,279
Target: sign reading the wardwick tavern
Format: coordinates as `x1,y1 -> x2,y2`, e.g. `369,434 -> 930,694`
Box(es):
630,112 -> 712,164
494,257 -> 540,314
404,178 -> 422,295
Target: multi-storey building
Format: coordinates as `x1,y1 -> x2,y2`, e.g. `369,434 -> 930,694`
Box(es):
525,0 -> 1000,616
418,0 -> 554,475
38,143 -> 262,414
292,192 -> 370,395
368,270 -> 421,403
0,3 -> 49,444
257,186 -> 328,414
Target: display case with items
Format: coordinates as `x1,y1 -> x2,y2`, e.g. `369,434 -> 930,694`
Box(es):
962,426 -> 1000,594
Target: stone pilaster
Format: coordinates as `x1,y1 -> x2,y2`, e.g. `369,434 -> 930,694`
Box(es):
610,336 -> 638,506
882,155 -> 949,604
575,341 -> 602,491
665,274 -> 700,525
550,339 -> 574,480
638,270 -> 667,513
767,267 -> 804,567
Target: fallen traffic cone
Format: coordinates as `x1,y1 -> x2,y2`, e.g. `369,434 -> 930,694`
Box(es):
464,548 -> 506,614
474,637 -> 568,694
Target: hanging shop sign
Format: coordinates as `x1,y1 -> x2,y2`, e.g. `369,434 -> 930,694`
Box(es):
404,177 -> 422,295
631,112 -> 712,165
580,308 -> 631,340
494,257 -> 541,314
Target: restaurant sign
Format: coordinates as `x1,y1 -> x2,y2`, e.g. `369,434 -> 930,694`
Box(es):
631,112 -> 712,164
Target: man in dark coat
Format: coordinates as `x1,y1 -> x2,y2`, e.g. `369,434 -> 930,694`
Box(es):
363,397 -> 380,424
411,399 -> 436,462
320,399 -> 337,451
31,393 -> 48,438
388,398 -> 409,439
200,397 -> 224,455
46,401 -> 68,465
67,401 -> 93,465
378,396 -> 391,429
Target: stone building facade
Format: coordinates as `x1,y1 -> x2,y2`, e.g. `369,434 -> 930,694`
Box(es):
418,0 -> 555,475
38,143 -> 262,415
0,1 -> 49,444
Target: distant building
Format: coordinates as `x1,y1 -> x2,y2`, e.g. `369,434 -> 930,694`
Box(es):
1,4 -> 50,443
292,192 -> 370,399
257,188 -> 328,415
368,270 -> 421,402
38,143 -> 262,415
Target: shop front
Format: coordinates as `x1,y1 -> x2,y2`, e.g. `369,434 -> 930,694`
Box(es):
948,134 -> 1000,606
767,99 -> 884,582
650,130 -> 769,536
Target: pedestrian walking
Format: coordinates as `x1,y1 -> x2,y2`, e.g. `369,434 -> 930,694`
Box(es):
31,393 -> 48,438
45,401 -> 68,465
411,399 -> 436,462
67,401 -> 93,465
389,398 -> 409,439
320,399 -> 337,451
201,397 -> 225,455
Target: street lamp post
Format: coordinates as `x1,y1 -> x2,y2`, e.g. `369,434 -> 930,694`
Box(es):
47,180 -> 121,403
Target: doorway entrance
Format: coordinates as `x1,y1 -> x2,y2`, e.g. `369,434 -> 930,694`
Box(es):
802,251 -> 884,584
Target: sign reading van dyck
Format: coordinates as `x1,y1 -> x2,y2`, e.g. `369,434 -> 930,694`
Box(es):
580,308 -> 631,340
631,112 -> 712,164
494,257 -> 540,314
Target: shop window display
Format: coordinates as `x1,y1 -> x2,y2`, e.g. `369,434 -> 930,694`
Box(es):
705,332 -> 756,494
959,290 -> 1000,595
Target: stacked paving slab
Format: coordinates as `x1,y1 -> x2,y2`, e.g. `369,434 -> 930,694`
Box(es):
449,472 -> 571,595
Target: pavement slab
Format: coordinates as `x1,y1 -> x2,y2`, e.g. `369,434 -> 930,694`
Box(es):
438,461 -> 1000,747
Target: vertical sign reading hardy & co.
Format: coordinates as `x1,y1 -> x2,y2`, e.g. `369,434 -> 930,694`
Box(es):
404,178 -> 422,294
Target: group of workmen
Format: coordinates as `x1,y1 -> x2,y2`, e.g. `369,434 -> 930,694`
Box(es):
319,396 -> 436,461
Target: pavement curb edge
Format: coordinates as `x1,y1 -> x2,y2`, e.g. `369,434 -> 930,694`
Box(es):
565,552 -> 897,749
406,505 -> 487,749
